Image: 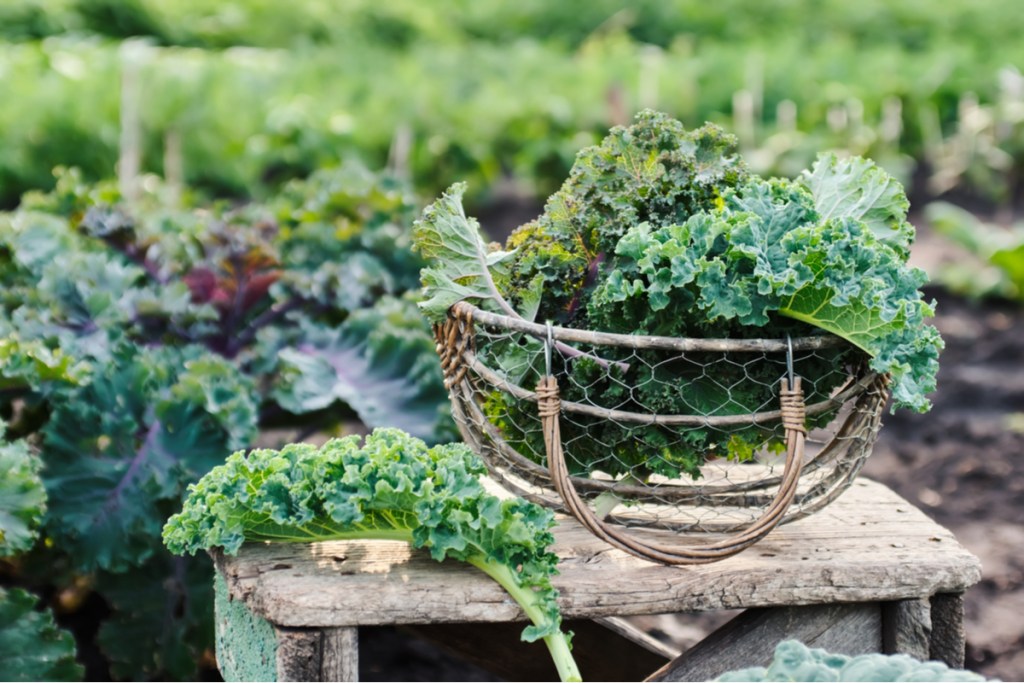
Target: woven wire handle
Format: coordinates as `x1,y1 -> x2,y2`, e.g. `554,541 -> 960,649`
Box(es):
536,373 -> 808,565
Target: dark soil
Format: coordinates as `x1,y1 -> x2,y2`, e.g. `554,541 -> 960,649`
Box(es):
862,287 -> 1024,682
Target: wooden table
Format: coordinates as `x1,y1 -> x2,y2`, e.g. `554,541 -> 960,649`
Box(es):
212,478 -> 981,682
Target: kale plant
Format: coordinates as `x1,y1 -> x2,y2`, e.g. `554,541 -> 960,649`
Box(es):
717,640 -> 987,681
0,164 -> 452,679
0,419 -> 46,559
164,428 -> 581,682
0,587 -> 83,682
414,111 -> 942,480
0,421 -> 83,682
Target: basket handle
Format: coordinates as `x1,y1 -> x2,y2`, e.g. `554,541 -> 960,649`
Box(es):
536,375 -> 808,565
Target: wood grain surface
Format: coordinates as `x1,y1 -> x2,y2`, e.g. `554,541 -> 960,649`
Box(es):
647,603 -> 882,681
215,478 -> 981,629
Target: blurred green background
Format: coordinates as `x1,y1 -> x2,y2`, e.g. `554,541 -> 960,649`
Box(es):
3,0 -> 1023,222
3,2 -> 1024,681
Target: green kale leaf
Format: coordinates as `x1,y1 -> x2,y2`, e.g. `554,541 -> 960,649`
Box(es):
595,174 -> 941,412
164,428 -> 580,682
272,295 -> 455,443
802,152 -> 915,257
0,587 -> 83,682
413,182 -> 518,323
41,344 -> 258,572
96,552 -> 214,681
0,421 -> 47,557
717,639 -> 988,681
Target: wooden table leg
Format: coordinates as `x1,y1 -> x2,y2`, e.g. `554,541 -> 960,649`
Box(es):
216,573 -> 359,682
929,593 -> 966,668
276,626 -> 358,682
877,593 -> 967,668
882,598 -> 931,660
647,603 -> 882,682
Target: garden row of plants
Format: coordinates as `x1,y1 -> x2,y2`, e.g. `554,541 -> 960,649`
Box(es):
0,164 -> 455,679
4,0 -> 1021,55
1,0 -> 1023,210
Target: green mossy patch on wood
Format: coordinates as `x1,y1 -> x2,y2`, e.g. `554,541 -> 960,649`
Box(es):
214,573 -> 277,682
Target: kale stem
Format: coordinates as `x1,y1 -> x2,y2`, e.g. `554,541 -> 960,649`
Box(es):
240,528 -> 582,680
468,556 -> 582,682
227,296 -> 304,357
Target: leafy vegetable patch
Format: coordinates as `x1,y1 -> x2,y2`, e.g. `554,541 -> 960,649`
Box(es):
0,164 -> 452,679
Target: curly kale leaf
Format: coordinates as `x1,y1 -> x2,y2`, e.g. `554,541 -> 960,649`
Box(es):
163,429 -> 580,681
803,152 -> 915,257
594,174 -> 940,412
0,587 -> 83,682
565,111 -> 746,255
0,421 -> 47,557
717,640 -> 988,682
501,110 -> 747,323
412,183 -> 518,323
774,218 -> 941,410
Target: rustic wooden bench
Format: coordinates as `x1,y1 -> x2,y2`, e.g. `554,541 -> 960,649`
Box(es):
212,478 -> 981,682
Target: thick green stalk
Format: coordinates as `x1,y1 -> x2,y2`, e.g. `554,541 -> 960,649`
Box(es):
468,556 -> 582,682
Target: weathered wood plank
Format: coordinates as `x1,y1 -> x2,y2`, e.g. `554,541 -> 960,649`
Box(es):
275,628 -> 322,682
216,480 -> 981,628
930,593 -> 966,668
646,603 -> 881,682
399,617 -> 673,682
273,626 -> 358,682
321,628 -> 358,682
882,598 -> 931,660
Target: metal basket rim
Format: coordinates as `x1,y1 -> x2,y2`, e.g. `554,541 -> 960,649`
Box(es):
435,311 -> 892,543
453,301 -> 849,353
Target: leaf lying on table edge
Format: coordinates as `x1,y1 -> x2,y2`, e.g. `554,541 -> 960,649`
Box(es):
162,428 -> 581,681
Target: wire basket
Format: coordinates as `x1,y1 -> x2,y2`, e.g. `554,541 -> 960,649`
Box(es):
435,301 -> 891,565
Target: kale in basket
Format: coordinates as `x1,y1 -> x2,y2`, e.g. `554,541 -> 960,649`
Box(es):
414,110 -> 941,479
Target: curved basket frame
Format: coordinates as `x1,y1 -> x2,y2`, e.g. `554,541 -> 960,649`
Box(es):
437,301 -> 890,564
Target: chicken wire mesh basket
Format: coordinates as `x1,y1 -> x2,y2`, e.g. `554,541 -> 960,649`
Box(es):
435,301 -> 891,565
